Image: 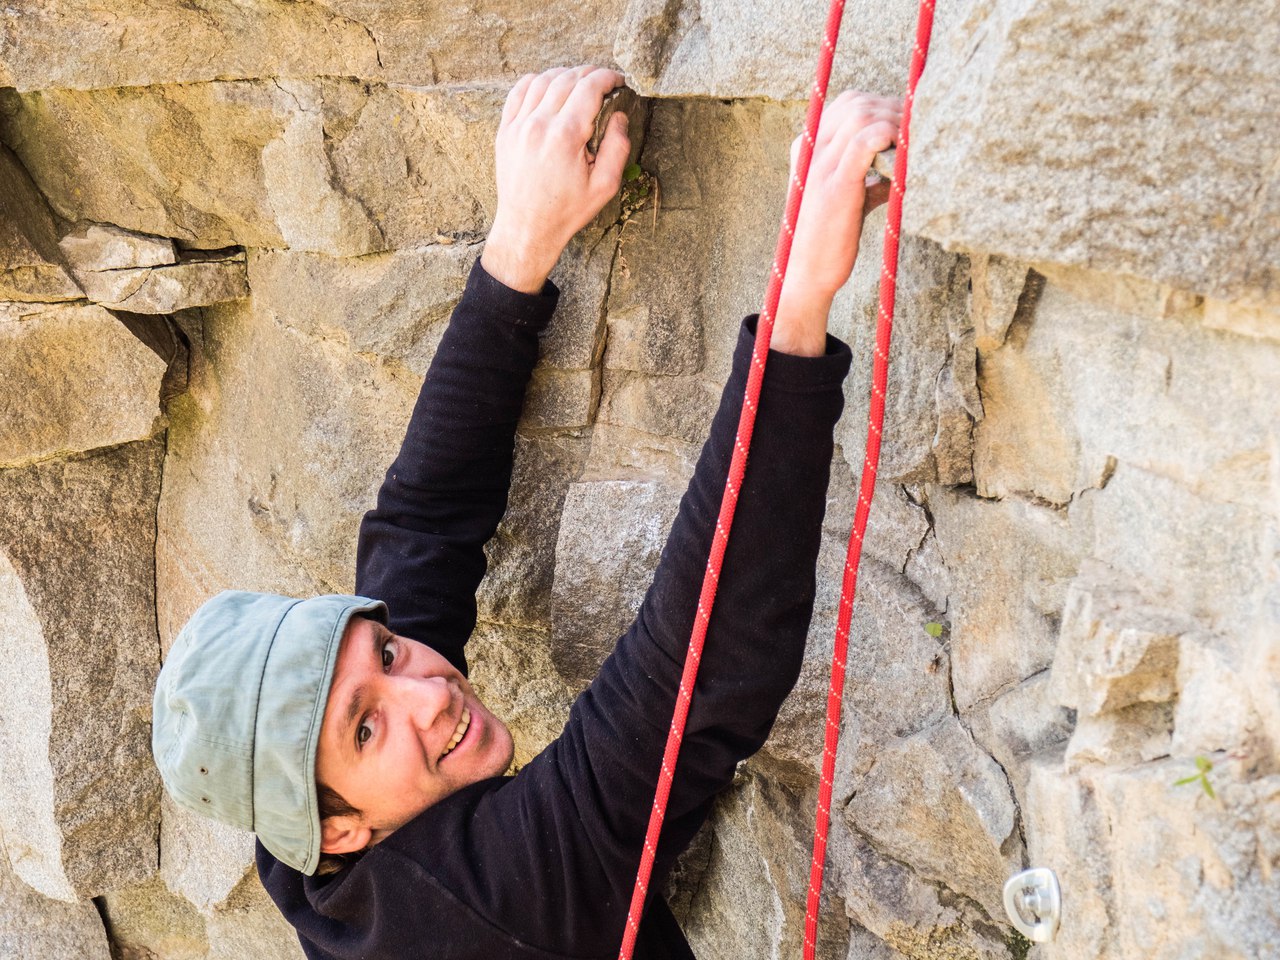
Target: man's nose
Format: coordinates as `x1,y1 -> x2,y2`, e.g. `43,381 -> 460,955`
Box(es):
386,673 -> 454,731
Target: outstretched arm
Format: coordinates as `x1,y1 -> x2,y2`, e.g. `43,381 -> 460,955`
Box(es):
430,94 -> 903,954
354,66 -> 631,673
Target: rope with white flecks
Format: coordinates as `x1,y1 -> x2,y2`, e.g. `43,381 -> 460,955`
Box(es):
801,2 -> 937,958
616,1 -> 938,957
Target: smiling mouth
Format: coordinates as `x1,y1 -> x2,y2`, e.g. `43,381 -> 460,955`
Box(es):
441,707 -> 471,758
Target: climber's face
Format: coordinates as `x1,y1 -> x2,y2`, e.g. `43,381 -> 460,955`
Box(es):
314,616 -> 514,853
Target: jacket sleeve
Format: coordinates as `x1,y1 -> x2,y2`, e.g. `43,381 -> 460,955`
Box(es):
354,257 -> 558,675
409,315 -> 853,954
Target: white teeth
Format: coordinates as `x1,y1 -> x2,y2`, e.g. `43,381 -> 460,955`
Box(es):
441,708 -> 471,758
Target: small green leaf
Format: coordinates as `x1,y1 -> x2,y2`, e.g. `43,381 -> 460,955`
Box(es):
1195,755 -> 1213,773
1201,778 -> 1216,800
623,163 -> 643,182
924,622 -> 943,639
1173,775 -> 1200,787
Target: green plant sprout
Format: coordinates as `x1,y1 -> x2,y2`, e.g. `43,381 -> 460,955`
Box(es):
923,622 -> 944,639
1173,755 -> 1216,799
614,162 -> 660,281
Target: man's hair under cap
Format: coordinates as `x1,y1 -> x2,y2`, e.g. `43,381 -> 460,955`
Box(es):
152,590 -> 387,875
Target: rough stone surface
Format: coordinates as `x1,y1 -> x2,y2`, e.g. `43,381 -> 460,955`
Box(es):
58,222 -> 177,271
927,485 -> 1084,711
159,798 -> 257,915
0,301 -> 167,467
839,234 -> 973,486
73,256 -> 249,314
0,440 -> 165,900
910,0 -> 1280,304
549,479 -> 682,688
0,1 -> 621,92
1049,563 -> 1186,717
0,143 -> 80,301
615,0 -> 964,102
0,79 -> 621,258
155,282 -> 426,649
0,834 -> 111,959
680,771 -> 852,960
828,817 -> 1014,960
846,719 -> 1020,922
1026,758 -> 1280,960
101,874 -> 208,960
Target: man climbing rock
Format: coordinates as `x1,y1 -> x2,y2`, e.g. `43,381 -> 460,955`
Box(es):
152,64 -> 901,960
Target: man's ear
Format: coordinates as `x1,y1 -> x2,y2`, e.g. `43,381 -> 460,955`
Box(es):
320,816 -> 373,855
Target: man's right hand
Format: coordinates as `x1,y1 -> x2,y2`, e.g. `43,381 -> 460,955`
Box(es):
772,92 -> 903,357
481,66 -> 631,294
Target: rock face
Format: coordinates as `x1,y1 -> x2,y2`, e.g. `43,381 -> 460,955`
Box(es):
2,2 -> 1278,959
909,0 -> 1280,305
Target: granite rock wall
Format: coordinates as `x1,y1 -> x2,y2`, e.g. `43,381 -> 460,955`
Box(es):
1,1 -> 1276,958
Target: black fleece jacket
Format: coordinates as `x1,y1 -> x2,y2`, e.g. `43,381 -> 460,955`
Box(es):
257,258 -> 853,960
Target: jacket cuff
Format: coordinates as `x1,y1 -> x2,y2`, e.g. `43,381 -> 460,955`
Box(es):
466,257 -> 560,330
738,315 -> 853,393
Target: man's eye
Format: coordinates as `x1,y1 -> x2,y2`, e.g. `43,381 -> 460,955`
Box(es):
381,640 -> 396,670
357,722 -> 372,748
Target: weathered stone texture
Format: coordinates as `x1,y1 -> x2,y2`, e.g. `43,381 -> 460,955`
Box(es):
0,143 -> 80,302
1026,759 -> 1280,960
0,835 -> 111,959
928,485 -> 1084,712
0,440 -> 165,900
0,302 -> 166,467
0,1 -> 622,92
549,479 -> 682,687
909,0 -> 1280,304
846,719 -> 1020,923
155,263 -> 435,648
0,81 -> 507,255
680,772 -> 851,960
616,0 -> 962,101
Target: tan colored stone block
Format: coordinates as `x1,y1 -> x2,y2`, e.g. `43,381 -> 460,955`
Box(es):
0,834 -> 111,960
467,623 -> 576,771
1203,298 -> 1280,342
0,302 -> 166,467
159,797 -> 256,915
974,276 -> 1280,510
0,0 -> 379,91
846,718 -> 1021,922
615,0 -> 956,101
910,0 -> 1280,304
476,434 -> 591,631
1,0 -> 621,91
678,771 -> 851,960
155,296 -> 422,650
0,144 -> 80,303
927,486 -> 1084,711
549,479 -> 681,688
1049,564 -> 1184,717
205,870 -> 306,960
57,222 -> 176,271
76,257 -> 249,314
829,815 -> 1012,959
0,439 -> 165,900
99,874 -> 208,960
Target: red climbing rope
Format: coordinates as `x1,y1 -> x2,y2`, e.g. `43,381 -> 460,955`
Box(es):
617,1 -> 937,958
615,4 -> 848,954
801,2 -> 937,958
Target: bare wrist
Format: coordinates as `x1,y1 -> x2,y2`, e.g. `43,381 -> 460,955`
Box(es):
480,228 -> 558,294
771,287 -> 834,357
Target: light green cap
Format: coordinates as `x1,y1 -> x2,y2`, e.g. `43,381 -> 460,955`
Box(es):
152,590 -> 387,875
